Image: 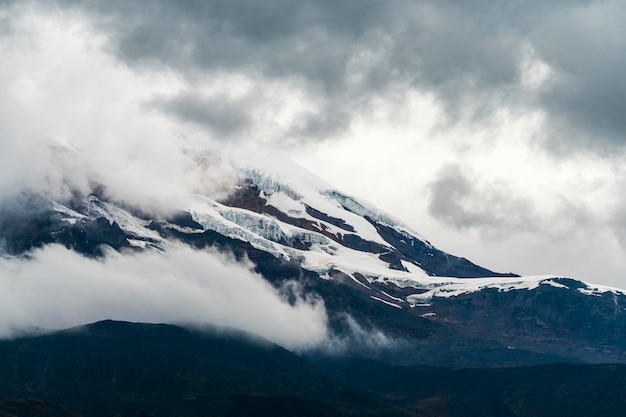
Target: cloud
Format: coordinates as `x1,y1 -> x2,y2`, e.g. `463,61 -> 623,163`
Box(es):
318,313 -> 400,357
50,0 -> 400,142
427,164 -> 537,236
31,0 -> 621,152
0,4 -> 12,36
608,177 -> 626,249
426,163 -> 603,240
530,1 -> 626,148
77,0 -> 389,82
0,6 -> 238,212
0,244 -> 328,349
152,92 -> 255,139
5,0 -> 626,156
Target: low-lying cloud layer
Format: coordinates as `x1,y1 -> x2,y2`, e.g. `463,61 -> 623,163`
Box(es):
0,244 -> 328,349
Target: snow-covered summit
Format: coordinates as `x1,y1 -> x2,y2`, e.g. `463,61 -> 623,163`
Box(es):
37,161 -> 623,309
2,157 -> 626,366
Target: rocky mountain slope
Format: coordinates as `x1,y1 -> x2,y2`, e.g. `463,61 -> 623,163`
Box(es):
1,165 -> 625,366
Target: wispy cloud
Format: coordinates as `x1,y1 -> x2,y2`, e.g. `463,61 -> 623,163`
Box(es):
0,244 -> 328,349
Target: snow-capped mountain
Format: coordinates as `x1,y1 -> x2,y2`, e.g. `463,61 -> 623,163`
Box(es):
1,163 -> 626,367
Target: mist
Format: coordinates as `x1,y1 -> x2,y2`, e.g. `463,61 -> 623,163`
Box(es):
0,244 -> 328,350
0,6 -> 237,213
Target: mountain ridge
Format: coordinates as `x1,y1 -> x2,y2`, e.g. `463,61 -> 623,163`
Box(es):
0,320 -> 625,417
1,164 -> 625,366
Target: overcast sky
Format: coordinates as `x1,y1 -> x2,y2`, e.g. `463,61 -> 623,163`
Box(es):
2,1 -> 626,288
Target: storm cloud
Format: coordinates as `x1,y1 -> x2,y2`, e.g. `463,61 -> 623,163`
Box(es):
427,163 -> 601,240
29,0 -> 623,150
153,92 -> 255,139
427,164 -> 537,236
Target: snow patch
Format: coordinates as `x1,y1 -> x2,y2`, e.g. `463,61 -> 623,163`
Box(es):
577,283 -> 626,297
371,296 -> 402,309
241,169 -> 391,248
52,202 -> 87,221
381,290 -> 404,303
188,197 -> 289,259
322,190 -> 431,247
265,191 -> 307,217
86,196 -> 162,242
399,276 -> 620,307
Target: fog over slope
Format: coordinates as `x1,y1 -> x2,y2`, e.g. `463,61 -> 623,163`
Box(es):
0,244 -> 328,348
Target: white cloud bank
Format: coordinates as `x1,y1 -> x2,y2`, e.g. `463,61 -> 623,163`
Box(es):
0,6 -> 238,213
0,244 -> 328,350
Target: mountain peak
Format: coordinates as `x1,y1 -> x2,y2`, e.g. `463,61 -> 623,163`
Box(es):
1,162 -> 625,366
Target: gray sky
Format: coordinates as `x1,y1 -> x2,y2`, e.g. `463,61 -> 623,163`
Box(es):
2,1 -> 626,288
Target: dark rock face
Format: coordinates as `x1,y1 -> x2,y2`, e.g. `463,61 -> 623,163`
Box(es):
421,280 -> 626,363
0,193 -> 131,257
57,217 -> 131,256
371,220 -> 517,278
0,193 -> 71,254
378,250 -> 407,271
163,211 -> 204,230
304,205 -> 355,232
